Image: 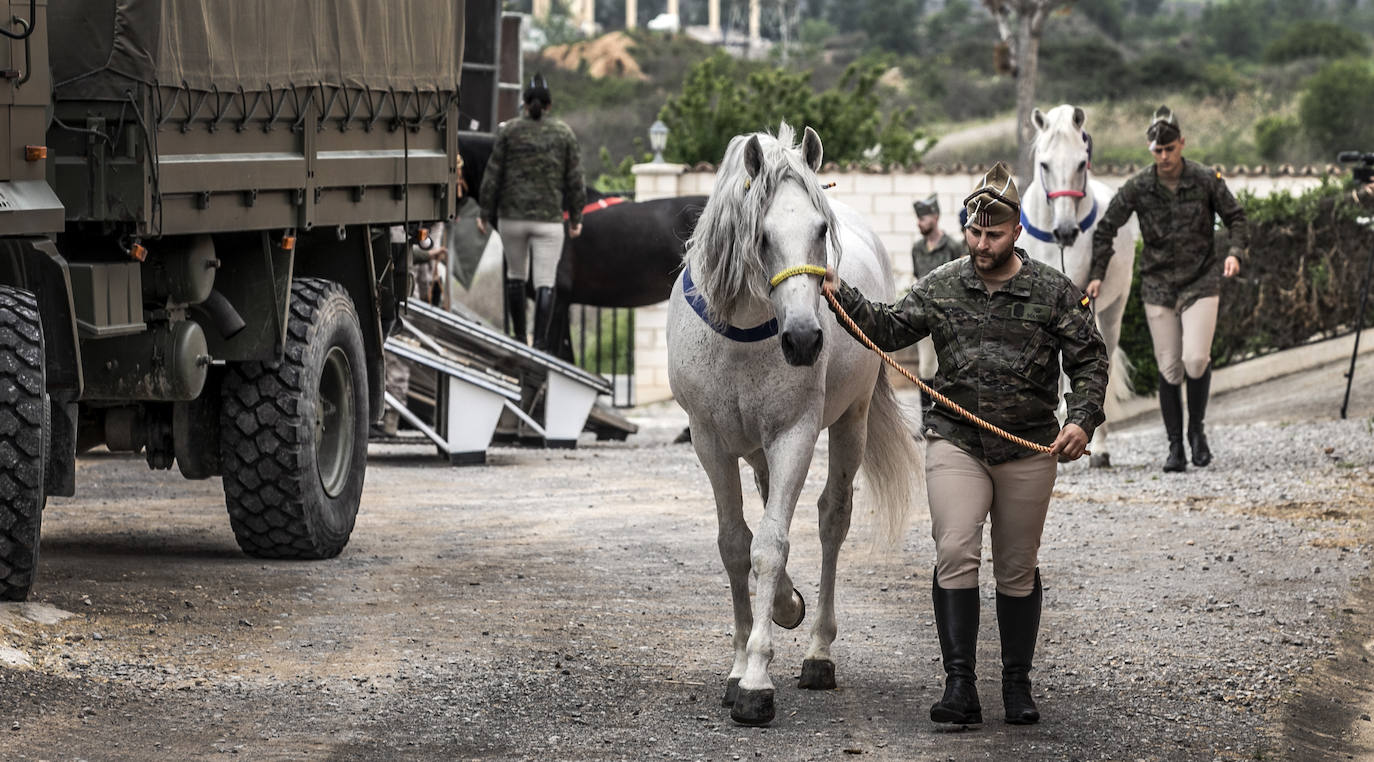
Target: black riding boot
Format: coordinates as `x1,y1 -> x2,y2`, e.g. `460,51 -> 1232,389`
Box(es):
930,577 -> 983,725
997,570 -> 1042,725
1186,365 -> 1213,467
505,279 -> 527,344
1159,374 -> 1187,472
533,286 -> 555,352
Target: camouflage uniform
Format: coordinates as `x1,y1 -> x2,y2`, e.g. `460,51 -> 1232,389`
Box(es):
837,162 -> 1107,728
834,249 -> 1109,465
477,114 -> 586,228
911,232 -> 963,282
1090,157 -> 1248,312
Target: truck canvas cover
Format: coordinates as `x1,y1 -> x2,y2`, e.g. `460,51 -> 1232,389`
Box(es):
50,0 -> 464,100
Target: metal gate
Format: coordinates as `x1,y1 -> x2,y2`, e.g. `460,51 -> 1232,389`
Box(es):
572,305 -> 635,407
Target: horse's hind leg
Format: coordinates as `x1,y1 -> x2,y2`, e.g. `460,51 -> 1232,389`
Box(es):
744,450 -> 806,631
800,402 -> 866,691
692,428 -> 753,709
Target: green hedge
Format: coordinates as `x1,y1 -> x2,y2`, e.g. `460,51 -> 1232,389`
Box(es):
1119,181 -> 1374,395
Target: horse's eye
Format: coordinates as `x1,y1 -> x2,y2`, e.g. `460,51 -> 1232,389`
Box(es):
1078,160 -> 1087,171
1040,162 -> 1049,171
817,222 -> 828,240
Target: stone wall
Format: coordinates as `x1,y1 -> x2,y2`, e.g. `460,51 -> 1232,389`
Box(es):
628,163 -> 1334,406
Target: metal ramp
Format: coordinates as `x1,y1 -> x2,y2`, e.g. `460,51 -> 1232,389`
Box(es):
392,300 -> 613,453
381,337 -> 521,465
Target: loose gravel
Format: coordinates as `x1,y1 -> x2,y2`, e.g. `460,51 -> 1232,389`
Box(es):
0,364 -> 1370,760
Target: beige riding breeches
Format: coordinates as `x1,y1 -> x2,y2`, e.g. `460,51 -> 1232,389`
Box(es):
500,219 -> 565,289
926,437 -> 1058,596
1145,296 -> 1219,384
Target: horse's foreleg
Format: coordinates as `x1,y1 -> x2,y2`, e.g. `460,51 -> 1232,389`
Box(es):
734,425 -> 818,726
744,450 -> 805,632
800,404 -> 866,691
690,428 -> 752,709
1092,295 -> 1129,468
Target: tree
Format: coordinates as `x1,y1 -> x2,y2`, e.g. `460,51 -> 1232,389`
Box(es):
658,52 -> 933,166
981,0 -> 1076,176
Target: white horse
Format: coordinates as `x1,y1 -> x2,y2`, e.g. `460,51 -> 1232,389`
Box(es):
667,124 -> 922,727
1021,104 -> 1136,467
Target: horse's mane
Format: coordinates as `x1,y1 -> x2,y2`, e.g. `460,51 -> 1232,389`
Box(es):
1031,105 -> 1089,161
685,123 -> 839,326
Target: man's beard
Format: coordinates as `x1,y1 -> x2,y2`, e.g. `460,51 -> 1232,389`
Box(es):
972,243 -> 1015,272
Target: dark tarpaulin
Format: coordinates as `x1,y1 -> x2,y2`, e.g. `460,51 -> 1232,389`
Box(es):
50,0 -> 464,100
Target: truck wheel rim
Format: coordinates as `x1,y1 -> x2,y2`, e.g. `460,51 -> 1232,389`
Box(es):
316,346 -> 355,499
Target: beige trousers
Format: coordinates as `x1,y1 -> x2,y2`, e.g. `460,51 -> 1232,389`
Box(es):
500,219 -> 565,289
926,437 -> 1058,596
1145,296 -> 1219,384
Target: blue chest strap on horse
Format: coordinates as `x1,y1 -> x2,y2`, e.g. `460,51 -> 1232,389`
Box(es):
682,266 -> 779,342
1020,196 -> 1099,243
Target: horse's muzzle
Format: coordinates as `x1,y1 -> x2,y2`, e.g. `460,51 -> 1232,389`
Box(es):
1053,224 -> 1080,247
781,326 -> 824,366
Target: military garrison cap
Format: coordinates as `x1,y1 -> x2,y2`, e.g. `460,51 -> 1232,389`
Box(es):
964,161 -> 1020,227
1146,105 -> 1181,145
524,73 -> 551,104
913,195 -> 940,217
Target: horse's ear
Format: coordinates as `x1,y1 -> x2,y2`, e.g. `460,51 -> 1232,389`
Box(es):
1031,108 -> 1047,132
1072,106 -> 1086,130
802,126 -> 824,172
744,135 -> 764,179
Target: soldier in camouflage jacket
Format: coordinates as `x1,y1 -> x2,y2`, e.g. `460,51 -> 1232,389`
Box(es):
477,74 -> 586,351
1087,106 -> 1248,472
825,162 -> 1108,728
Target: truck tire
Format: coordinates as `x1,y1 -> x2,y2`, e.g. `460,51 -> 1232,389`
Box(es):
0,286 -> 47,601
220,279 -> 368,559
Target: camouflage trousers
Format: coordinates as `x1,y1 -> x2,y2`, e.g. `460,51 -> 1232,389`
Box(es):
926,436 -> 1057,597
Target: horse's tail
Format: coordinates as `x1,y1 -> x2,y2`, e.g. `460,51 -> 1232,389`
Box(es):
1103,346 -> 1135,421
861,370 -> 923,550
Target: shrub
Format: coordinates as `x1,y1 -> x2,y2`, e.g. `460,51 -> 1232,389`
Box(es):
1299,58 -> 1374,157
1253,115 -> 1300,162
1264,20 -> 1369,63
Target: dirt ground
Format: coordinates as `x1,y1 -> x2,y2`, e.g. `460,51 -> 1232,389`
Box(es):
3,354 -> 1373,760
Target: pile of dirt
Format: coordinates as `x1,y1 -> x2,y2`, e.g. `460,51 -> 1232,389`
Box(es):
542,31 -> 647,81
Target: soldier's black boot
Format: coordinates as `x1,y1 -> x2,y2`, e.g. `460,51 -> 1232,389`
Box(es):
505,279 -> 527,344
1186,365 -> 1213,467
1159,374 -> 1187,472
532,286 -> 555,352
930,577 -> 983,725
997,570 -> 1042,725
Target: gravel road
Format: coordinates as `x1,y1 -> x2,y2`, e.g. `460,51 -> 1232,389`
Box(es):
2,355 -> 1372,760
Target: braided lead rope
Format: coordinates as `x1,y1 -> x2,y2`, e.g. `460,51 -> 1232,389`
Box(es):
822,288 -> 1074,456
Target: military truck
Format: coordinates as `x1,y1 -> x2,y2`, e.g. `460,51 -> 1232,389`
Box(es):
0,0 -> 515,600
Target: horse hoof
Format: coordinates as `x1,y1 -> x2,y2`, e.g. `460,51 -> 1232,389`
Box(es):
798,658 -> 836,690
731,688 -> 776,726
721,677 -> 741,707
772,587 -> 806,630
1090,452 -> 1111,468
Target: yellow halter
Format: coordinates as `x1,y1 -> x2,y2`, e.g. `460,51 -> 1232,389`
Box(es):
768,264 -> 828,289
